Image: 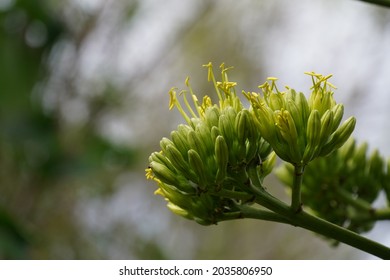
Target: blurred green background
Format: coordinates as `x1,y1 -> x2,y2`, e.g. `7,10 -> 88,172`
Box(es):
0,0 -> 390,259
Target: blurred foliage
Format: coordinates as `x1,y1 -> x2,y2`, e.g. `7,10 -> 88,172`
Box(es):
0,0 -> 137,259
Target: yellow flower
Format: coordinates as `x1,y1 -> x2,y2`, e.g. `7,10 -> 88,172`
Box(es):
246,72 -> 356,166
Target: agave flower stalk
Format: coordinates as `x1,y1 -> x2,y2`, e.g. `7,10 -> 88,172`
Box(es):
146,63 -> 390,259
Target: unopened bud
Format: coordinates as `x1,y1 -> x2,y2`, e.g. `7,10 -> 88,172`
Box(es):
188,149 -> 207,187
319,116 -> 356,157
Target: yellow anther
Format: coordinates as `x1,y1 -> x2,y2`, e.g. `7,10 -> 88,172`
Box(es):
168,88 -> 177,110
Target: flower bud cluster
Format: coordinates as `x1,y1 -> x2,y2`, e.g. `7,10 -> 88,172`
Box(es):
146,63 -> 274,224
244,73 -> 356,166
276,138 -> 388,234
146,63 -> 359,226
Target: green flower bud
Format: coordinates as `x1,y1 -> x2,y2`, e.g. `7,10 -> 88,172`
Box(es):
259,152 -> 277,179
188,149 -> 207,187
218,114 -> 235,147
215,135 -> 229,184
338,138 -> 356,160
159,137 -> 174,154
245,140 -> 259,163
204,106 -> 220,128
235,109 -> 251,144
195,122 -> 214,156
319,116 -> 356,157
285,99 -> 305,142
189,117 -> 201,129
368,150 -> 384,184
279,110 -> 299,143
244,113 -> 263,162
276,110 -> 301,163
177,123 -> 193,136
303,110 -> 321,163
156,179 -> 218,224
296,91 -> 310,127
167,202 -> 192,220
225,106 -> 238,126
253,103 -> 277,142
362,150 -> 385,203
233,109 -> 255,163
330,104 -> 344,132
165,144 -> 197,183
187,130 -> 208,160
258,138 -> 272,161
319,110 -> 334,145
210,126 -> 221,143
170,130 -> 190,159
149,161 -> 180,187
354,141 -> 368,161
149,151 -> 177,175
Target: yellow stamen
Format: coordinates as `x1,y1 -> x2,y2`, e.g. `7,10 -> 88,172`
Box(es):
179,90 -> 197,119
168,88 -> 177,110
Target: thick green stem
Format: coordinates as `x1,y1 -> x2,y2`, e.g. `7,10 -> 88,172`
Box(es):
210,188 -> 254,201
244,198 -> 390,260
291,164 -> 305,213
293,210 -> 390,259
236,204 -> 292,224
245,173 -> 390,259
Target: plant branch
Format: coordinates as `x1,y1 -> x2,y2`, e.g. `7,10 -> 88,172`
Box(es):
335,188 -> 390,222
349,207 -> 390,223
293,210 -> 390,259
355,0 -> 390,8
291,164 -> 304,213
236,204 -> 293,224
372,208 -> 390,220
336,188 -> 373,211
244,173 -> 390,259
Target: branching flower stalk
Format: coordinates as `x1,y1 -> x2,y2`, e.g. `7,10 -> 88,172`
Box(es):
146,63 -> 390,259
